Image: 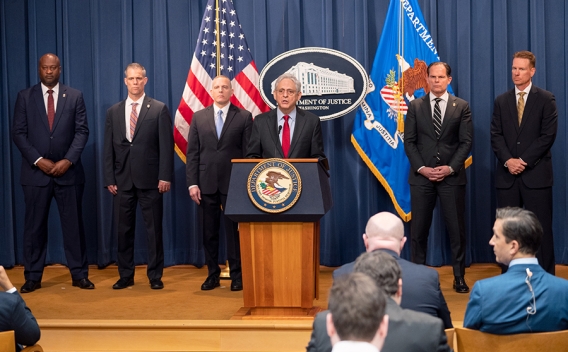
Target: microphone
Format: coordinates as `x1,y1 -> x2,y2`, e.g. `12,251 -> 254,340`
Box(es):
525,268 -> 536,315
278,125 -> 283,135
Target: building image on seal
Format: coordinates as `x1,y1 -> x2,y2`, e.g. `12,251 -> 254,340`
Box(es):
271,62 -> 355,96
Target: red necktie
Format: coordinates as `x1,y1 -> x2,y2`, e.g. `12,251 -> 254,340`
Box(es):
130,103 -> 139,139
47,89 -> 55,131
282,115 -> 290,158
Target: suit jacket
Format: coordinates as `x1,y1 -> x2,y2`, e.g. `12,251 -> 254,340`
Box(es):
490,85 -> 557,189
0,292 -> 40,347
404,93 -> 473,186
333,249 -> 452,329
464,264 -> 568,334
186,104 -> 252,194
103,95 -> 173,189
246,107 -> 326,160
12,83 -> 89,186
306,299 -> 451,352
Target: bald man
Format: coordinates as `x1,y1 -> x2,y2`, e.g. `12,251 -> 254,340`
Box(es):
333,212 -> 452,328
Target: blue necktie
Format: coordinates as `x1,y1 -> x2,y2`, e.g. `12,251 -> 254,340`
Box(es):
216,110 -> 223,138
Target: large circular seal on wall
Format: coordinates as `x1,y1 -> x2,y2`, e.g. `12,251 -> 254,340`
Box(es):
247,158 -> 302,213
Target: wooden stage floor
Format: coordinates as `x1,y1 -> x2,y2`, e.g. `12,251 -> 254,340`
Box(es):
5,264 -> 568,351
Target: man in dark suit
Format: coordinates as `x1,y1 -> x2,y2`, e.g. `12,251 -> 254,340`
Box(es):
186,75 -> 252,292
103,63 -> 173,290
325,273 -> 388,352
12,53 -> 93,292
0,266 -> 40,349
404,61 -> 473,293
246,73 -> 326,162
333,212 -> 452,328
464,207 -> 568,334
490,51 -> 557,275
307,251 -> 451,352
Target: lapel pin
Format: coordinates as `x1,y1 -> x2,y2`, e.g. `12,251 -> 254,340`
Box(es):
453,103 -> 456,106
147,104 -> 150,108
63,93 -> 66,98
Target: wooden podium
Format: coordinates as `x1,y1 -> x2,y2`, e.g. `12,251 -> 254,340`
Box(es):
225,159 -> 332,319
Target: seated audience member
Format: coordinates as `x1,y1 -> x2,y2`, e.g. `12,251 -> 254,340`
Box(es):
333,212 -> 452,328
308,251 -> 451,352
326,272 -> 388,352
0,266 -> 41,349
464,207 -> 568,334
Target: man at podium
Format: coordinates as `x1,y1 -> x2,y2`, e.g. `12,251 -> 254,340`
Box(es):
246,73 -> 326,162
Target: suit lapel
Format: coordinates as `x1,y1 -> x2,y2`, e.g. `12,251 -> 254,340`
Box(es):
205,106 -> 218,141
288,108 -> 306,157
219,104 -> 237,140
32,84 -> 50,132
132,96 -> 152,140
518,86 -> 538,133
506,89 -> 521,134
439,95 -> 456,136
419,96 -> 436,138
269,110 -> 283,158
51,84 -> 68,132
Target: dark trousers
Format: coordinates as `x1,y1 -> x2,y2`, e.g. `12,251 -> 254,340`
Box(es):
114,186 -> 164,281
200,191 -> 241,281
22,182 -> 88,281
410,182 -> 466,276
497,179 -> 555,275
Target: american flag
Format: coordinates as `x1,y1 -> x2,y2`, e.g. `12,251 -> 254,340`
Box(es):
173,0 -> 270,161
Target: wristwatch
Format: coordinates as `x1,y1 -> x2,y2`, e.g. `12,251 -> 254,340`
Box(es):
448,166 -> 455,175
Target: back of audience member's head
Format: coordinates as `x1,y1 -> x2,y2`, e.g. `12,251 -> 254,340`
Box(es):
327,272 -> 388,345
354,250 -> 402,297
364,212 -> 405,254
496,207 -> 542,255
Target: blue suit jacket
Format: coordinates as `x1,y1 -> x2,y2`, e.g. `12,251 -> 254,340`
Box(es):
333,249 -> 453,328
0,292 -> 40,347
464,264 -> 568,334
12,83 -> 89,186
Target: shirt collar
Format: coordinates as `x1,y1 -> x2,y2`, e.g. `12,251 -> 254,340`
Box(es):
41,82 -> 59,96
509,257 -> 538,267
515,82 -> 532,96
213,102 -> 231,117
277,108 -> 297,121
429,91 -> 449,103
126,94 -> 146,107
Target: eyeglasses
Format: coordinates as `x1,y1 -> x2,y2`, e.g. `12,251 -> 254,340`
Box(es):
276,89 -> 297,96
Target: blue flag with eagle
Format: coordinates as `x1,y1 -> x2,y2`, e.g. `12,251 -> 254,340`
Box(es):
351,0 -> 470,221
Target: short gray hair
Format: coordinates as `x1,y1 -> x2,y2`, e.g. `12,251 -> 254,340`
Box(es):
124,63 -> 147,77
273,72 -> 301,93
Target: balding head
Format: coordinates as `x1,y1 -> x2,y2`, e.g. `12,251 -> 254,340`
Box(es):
363,212 -> 406,255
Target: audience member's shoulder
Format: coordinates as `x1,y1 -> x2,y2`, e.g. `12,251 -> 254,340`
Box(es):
398,257 -> 439,279
332,262 -> 354,279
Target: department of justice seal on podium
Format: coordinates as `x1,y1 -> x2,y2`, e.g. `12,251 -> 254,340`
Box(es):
247,159 -> 302,213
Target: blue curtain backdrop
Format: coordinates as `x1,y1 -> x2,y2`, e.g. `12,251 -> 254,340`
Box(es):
1,0 -> 567,270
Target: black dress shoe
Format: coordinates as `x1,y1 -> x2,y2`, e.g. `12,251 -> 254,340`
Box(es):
20,280 -> 41,293
201,276 -> 220,291
72,278 -> 95,289
150,279 -> 164,290
230,279 -> 243,291
453,276 -> 470,293
113,277 -> 134,290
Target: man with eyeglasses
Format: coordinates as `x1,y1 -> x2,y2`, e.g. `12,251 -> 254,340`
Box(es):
246,72 -> 327,166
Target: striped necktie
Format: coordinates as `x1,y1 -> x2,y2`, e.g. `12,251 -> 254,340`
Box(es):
130,103 -> 138,139
517,92 -> 526,126
433,98 -> 442,165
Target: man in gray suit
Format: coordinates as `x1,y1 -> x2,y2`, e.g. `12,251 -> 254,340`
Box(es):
404,61 -> 473,293
307,251 -> 451,352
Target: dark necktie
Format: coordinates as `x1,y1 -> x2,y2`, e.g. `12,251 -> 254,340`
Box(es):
47,89 -> 55,131
282,115 -> 290,158
130,103 -> 138,139
433,98 -> 442,164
